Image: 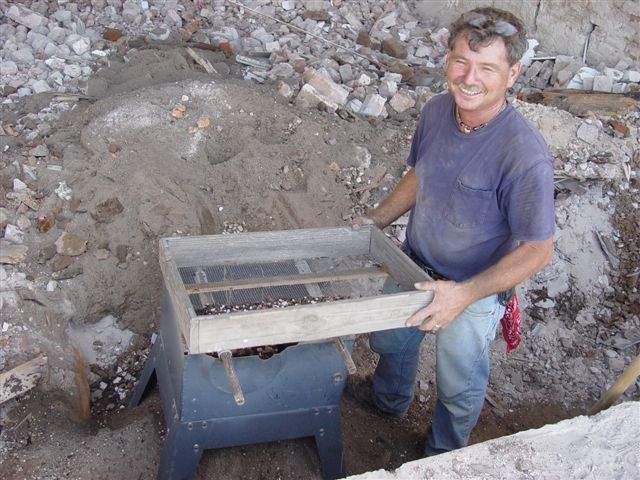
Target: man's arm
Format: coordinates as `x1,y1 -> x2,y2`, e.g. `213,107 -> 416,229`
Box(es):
360,168 -> 418,229
406,238 -> 553,331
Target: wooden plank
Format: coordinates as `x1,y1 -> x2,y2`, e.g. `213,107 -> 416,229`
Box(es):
520,89 -> 639,117
164,226 -> 370,267
369,228 -> 429,289
184,267 -> 388,294
1,355 -> 48,404
192,290 -> 434,353
159,239 -> 199,350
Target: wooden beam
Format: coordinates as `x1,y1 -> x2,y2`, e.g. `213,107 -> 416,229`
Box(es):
369,228 -> 429,289
185,267 -> 388,294
164,227 -> 371,267
519,89 -> 639,117
192,290 -> 434,353
1,355 -> 48,404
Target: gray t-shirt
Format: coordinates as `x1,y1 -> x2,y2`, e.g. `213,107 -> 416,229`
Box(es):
405,92 -> 555,282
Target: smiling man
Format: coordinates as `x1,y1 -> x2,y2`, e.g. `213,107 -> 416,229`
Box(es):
356,8 -> 555,455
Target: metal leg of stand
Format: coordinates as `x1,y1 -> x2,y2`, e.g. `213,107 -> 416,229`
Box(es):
314,408 -> 344,480
129,339 -> 160,409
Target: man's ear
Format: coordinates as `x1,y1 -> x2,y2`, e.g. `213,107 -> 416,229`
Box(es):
507,61 -> 521,88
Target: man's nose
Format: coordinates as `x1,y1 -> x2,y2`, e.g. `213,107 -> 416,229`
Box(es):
462,65 -> 478,85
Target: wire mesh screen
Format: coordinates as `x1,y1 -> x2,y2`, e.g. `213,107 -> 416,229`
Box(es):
180,260 -> 320,310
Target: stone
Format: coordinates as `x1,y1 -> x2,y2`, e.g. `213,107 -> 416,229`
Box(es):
50,254 -> 74,272
29,144 -> 49,157
9,48 -> 35,66
70,37 -> 90,55
346,98 -> 362,114
91,198 -> 124,223
282,1 -> 296,11
612,83 -> 629,94
7,5 -> 46,30
0,208 -> 10,229
338,64 -> 354,83
379,79 -> 398,98
582,76 -> 595,90
622,70 -> 640,83
44,43 -> 60,57
576,123 -> 599,145
48,26 -> 68,43
265,41 -> 280,53
55,232 -> 87,256
13,179 -> 28,191
277,81 -> 294,99
592,75 -> 613,92
63,64 -> 82,78
340,5 -> 364,30
304,70 -> 348,105
390,91 -> 416,113
32,80 -> 51,94
302,10 -> 330,22
28,31 -> 48,52
3,225 -> 24,244
360,94 -> 387,117
356,73 -> 371,86
53,10 -> 73,23
414,44 -> 432,58
603,67 -> 624,81
102,27 -> 123,42
1,61 -> 19,76
382,37 -> 408,59
268,63 -> 294,78
0,240 -> 28,264
356,30 -> 372,48
296,84 -> 339,111
354,146 -> 371,169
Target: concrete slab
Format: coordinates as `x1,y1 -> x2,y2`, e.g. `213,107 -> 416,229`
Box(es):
346,401 -> 640,480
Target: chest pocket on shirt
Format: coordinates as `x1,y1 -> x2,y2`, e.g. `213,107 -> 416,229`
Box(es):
444,179 -> 495,229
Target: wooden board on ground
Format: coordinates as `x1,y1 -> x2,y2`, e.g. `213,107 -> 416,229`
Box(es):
0,356 -> 48,404
159,226 -> 431,354
521,89 -> 639,117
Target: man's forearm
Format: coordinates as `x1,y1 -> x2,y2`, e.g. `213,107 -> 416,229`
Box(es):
367,169 -> 418,229
461,238 -> 553,303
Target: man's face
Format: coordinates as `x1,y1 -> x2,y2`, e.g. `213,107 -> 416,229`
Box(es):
445,33 -> 520,114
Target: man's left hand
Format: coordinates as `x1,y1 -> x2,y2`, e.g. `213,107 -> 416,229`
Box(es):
405,280 -> 475,331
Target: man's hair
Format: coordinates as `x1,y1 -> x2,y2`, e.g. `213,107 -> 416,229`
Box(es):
448,7 -> 527,66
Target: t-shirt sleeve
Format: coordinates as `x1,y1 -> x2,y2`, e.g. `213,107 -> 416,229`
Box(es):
499,160 -> 555,241
406,106 -> 427,168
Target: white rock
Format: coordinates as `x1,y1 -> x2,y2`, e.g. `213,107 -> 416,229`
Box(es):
612,83 -> 629,94
576,123 -> 599,145
390,91 -> 416,113
48,26 -> 68,43
64,64 -> 82,77
354,146 -> 371,169
338,64 -> 354,83
379,79 -> 398,98
32,80 -> 51,93
55,181 -> 73,200
45,57 -> 66,70
13,178 -> 28,191
7,5 -> 46,30
265,41 -> 280,53
346,98 -> 362,114
622,70 -> 640,83
360,94 -> 387,117
1,61 -> 19,75
295,84 -> 339,111
383,72 -> 403,83
49,71 -> 64,85
603,67 -> 624,81
71,37 -> 90,55
414,45 -> 432,58
305,69 -> 348,106
282,1 -> 295,11
44,43 -> 60,57
356,73 -> 371,86
28,31 -> 48,52
9,48 -> 35,66
4,224 -> 25,244
592,75 -> 613,93
53,10 -> 73,23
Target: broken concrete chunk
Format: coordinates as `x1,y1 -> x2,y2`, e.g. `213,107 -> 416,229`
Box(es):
67,315 -> 134,368
4,224 -> 25,244
0,208 -> 11,229
7,4 -> 46,30
29,144 -> 49,157
592,75 -> 613,93
360,94 -> 387,117
13,178 -> 28,192
390,91 -> 416,113
1,61 -> 18,76
354,146 -> 372,169
338,64 -> 354,83
49,254 -> 74,272
576,123 -> 599,145
340,5 -> 363,30
379,79 -> 398,98
603,67 -> 624,81
305,69 -> 348,106
0,240 -> 28,264
55,232 -> 87,256
296,83 -> 339,111
622,70 -> 640,83
91,197 -> 124,223
277,81 -> 294,99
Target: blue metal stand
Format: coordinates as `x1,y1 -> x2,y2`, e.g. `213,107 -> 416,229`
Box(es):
130,291 -> 351,480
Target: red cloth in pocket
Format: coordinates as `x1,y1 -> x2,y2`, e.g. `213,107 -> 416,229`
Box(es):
500,294 -> 521,353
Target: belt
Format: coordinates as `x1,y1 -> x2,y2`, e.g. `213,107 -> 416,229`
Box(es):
402,243 -> 514,305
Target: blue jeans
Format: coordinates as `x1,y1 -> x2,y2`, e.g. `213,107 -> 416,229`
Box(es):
369,279 -> 505,455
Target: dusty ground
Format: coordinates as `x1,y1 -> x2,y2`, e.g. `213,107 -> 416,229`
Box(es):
1,36 -> 639,480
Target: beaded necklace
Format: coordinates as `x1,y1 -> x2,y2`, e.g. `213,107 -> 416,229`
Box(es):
455,100 -> 507,134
